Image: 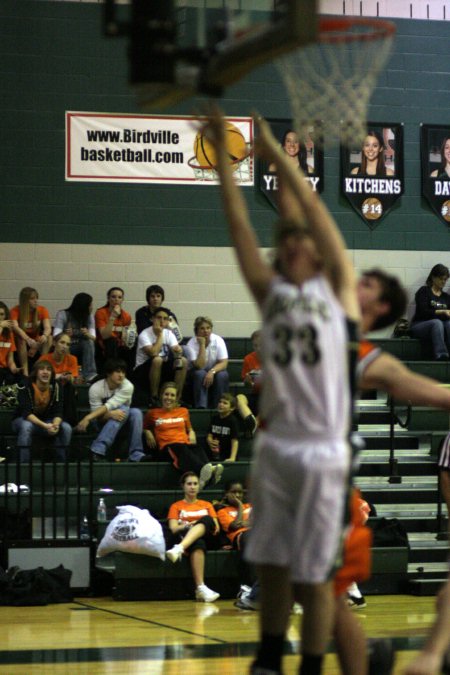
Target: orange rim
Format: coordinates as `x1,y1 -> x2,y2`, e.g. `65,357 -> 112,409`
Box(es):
318,17 -> 396,44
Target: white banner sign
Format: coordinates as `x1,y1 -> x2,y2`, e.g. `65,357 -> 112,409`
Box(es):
65,112 -> 254,185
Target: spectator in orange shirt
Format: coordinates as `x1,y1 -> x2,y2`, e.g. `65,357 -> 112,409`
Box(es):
39,333 -> 79,383
10,287 -> 52,377
38,332 -> 79,424
216,480 -> 253,587
143,381 -> 223,489
95,287 -> 132,375
165,471 -> 221,602
0,302 -> 22,384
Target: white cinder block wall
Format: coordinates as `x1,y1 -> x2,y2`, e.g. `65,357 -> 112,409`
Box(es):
0,243 -> 443,339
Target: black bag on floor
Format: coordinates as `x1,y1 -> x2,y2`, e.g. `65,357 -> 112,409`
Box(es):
0,564 -> 73,606
368,517 -> 410,549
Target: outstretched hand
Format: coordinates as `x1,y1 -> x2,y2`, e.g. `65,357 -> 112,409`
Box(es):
197,103 -> 228,151
252,113 -> 280,163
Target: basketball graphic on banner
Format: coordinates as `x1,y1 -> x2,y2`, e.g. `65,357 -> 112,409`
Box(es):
441,200 -> 450,222
361,197 -> 383,220
193,122 -> 249,170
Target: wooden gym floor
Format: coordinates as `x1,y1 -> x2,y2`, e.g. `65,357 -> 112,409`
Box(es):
0,594 -> 437,674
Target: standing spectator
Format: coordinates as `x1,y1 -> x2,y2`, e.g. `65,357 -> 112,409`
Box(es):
165,471 -> 221,603
185,316 -> 229,409
135,284 -> 182,342
206,393 -> 240,463
0,301 -> 21,384
75,358 -> 150,463
95,287 -> 133,374
133,307 -> 187,406
12,360 -> 72,462
10,287 -> 52,377
143,381 -> 222,488
53,292 -> 97,382
410,264 -> 450,360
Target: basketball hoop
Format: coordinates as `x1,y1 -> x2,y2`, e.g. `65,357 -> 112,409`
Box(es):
188,121 -> 253,182
276,17 -> 396,147
187,152 -> 252,183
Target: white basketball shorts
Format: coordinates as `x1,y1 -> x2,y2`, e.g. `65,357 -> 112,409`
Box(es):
245,431 -> 350,584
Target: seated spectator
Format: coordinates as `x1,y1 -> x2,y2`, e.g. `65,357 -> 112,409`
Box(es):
38,332 -> 79,425
133,307 -> 187,406
206,393 -> 240,463
135,284 -> 182,342
10,287 -> 52,376
410,264 -> 450,360
75,358 -> 151,462
53,292 -> 97,382
185,316 -> 229,409
0,301 -> 22,384
39,333 -> 78,383
12,360 -> 72,463
165,471 -> 221,603
95,287 -> 133,375
143,381 -> 223,488
215,480 -> 253,586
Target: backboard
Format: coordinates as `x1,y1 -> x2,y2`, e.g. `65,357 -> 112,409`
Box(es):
104,0 -> 318,110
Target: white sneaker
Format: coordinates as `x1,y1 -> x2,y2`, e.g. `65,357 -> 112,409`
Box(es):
199,463 -> 214,490
213,463 -> 224,485
166,543 -> 184,563
195,584 -> 220,602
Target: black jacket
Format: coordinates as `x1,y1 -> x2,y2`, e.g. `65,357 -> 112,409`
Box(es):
14,380 -> 64,421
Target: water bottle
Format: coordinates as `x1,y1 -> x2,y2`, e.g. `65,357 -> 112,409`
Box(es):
124,320 -> 137,349
97,498 -> 107,522
80,515 -> 90,540
168,315 -> 183,343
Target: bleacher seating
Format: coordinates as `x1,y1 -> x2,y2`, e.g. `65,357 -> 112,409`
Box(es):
0,336 -> 448,598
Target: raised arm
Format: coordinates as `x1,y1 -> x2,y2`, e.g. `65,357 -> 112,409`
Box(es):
254,116 -> 359,322
361,351 -> 450,408
202,107 -> 273,306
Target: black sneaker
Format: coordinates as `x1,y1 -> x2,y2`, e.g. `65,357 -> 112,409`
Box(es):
347,593 -> 367,609
368,638 -> 395,675
91,452 -> 107,463
234,595 -> 259,611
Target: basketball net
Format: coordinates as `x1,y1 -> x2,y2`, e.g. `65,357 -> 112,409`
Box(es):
187,148 -> 253,183
276,17 -> 396,147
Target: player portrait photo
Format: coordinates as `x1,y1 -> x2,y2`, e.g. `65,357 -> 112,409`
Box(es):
341,122 -> 404,227
258,118 -> 323,210
422,124 -> 450,225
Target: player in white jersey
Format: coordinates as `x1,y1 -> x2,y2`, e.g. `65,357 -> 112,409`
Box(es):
203,106 -> 360,675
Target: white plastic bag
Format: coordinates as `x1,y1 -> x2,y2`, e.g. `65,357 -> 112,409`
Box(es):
97,504 -> 165,560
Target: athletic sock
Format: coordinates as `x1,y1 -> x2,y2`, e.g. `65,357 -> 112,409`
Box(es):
299,653 -> 323,675
254,633 -> 284,672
